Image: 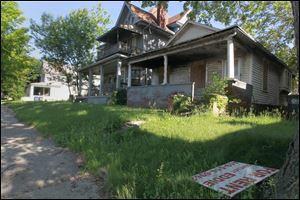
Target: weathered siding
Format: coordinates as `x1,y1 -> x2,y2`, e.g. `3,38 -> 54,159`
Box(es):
240,53 -> 251,84
172,24 -> 215,45
169,66 -> 190,84
206,59 -> 224,83
251,53 -> 280,105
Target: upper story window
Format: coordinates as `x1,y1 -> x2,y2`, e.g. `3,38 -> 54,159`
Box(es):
263,59 -> 269,92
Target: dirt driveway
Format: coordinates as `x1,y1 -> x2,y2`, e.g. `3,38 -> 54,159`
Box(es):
1,105 -> 105,199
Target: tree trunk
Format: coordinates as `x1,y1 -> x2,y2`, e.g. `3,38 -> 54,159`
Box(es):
271,1 -> 299,199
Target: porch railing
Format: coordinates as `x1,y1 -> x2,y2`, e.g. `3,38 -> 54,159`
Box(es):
97,42 -> 142,60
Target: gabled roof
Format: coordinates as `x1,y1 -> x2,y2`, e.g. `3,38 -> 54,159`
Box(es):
125,25 -> 291,73
166,21 -> 220,46
127,3 -> 158,26
167,9 -> 192,26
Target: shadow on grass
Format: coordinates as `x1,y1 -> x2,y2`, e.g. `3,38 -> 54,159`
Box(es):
7,101 -> 298,199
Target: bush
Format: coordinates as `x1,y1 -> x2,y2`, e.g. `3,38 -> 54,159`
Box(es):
168,93 -> 193,115
111,88 -> 127,105
202,73 -> 229,113
202,72 -> 227,102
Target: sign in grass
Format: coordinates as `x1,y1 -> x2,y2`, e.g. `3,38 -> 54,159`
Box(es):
192,161 -> 279,197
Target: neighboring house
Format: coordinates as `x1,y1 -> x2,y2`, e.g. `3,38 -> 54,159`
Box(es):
77,2 -> 292,108
77,2 -> 191,103
125,21 -> 293,108
21,61 -> 78,101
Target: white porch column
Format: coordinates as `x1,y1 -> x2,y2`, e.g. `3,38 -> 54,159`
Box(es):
116,60 -> 122,89
88,68 -> 92,96
78,72 -> 82,96
29,84 -> 34,96
227,38 -> 235,79
163,55 -> 168,84
100,65 -> 104,95
127,63 -> 131,87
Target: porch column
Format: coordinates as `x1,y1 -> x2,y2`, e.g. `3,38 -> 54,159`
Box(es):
128,63 -> 131,87
116,60 -> 122,89
227,38 -> 235,79
100,65 -> 104,95
29,85 -> 34,96
88,68 -> 92,96
163,55 -> 168,84
78,72 -> 82,96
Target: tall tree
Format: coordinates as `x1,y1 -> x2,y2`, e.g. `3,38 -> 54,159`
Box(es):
272,1 -> 299,198
1,1 -> 41,100
30,3 -> 111,96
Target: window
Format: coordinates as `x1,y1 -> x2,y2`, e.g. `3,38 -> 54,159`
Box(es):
263,60 -> 268,92
33,87 -> 50,96
285,70 -> 291,89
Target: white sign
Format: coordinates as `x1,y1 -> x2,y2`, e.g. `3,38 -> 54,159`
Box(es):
192,161 -> 279,197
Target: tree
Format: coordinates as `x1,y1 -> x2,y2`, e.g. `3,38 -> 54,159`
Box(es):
1,1 -> 41,100
272,1 -> 299,198
30,3 -> 111,96
182,1 -> 298,93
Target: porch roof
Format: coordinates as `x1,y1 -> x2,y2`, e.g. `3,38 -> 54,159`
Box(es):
125,26 -> 292,73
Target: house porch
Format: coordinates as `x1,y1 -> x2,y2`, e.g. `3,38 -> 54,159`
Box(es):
125,31 -> 253,108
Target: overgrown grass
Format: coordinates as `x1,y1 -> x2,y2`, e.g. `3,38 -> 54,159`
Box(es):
8,101 -> 298,199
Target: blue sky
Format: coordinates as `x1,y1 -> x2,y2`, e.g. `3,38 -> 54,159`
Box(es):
17,1 -> 224,59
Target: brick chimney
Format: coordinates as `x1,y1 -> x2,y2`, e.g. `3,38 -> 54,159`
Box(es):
157,4 -> 167,29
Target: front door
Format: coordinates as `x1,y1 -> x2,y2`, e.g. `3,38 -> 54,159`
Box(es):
190,61 -> 206,88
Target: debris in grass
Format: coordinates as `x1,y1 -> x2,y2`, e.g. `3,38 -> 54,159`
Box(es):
125,120 -> 145,128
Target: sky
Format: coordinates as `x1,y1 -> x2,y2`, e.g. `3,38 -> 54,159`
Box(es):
17,1 -> 225,59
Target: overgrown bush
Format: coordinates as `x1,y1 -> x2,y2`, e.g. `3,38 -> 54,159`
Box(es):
202,72 -> 227,101
168,93 -> 193,115
202,73 -> 229,113
111,88 -> 127,105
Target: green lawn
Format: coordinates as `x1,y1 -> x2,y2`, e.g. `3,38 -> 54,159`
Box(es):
9,101 -> 298,199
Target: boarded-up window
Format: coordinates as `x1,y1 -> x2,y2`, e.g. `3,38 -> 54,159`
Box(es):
263,60 -> 268,91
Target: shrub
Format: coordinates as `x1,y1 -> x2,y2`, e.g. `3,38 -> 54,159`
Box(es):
168,93 -> 193,115
202,73 -> 229,113
111,88 -> 127,105
209,94 -> 228,110
202,72 -> 227,102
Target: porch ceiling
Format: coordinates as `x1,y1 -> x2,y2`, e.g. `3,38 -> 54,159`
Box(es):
132,41 -> 230,68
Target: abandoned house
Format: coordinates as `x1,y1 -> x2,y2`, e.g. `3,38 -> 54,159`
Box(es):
77,2 -> 293,108
77,2 -> 191,103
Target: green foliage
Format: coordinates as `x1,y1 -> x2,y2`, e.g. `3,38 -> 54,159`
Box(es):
9,102 -> 297,199
209,94 -> 228,110
1,1 -> 42,100
168,93 -> 193,115
30,3 -> 111,90
110,89 -> 127,105
202,72 -> 228,102
141,1 -> 169,11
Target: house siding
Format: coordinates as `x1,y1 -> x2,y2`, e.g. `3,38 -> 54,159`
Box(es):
251,53 -> 280,105
206,59 -> 224,83
172,25 -> 215,45
239,53 -> 251,84
169,66 -> 190,84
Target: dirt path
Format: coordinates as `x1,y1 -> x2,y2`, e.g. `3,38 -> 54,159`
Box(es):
1,104 -> 106,199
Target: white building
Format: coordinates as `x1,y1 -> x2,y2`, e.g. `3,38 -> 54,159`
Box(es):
21,61 -> 78,101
